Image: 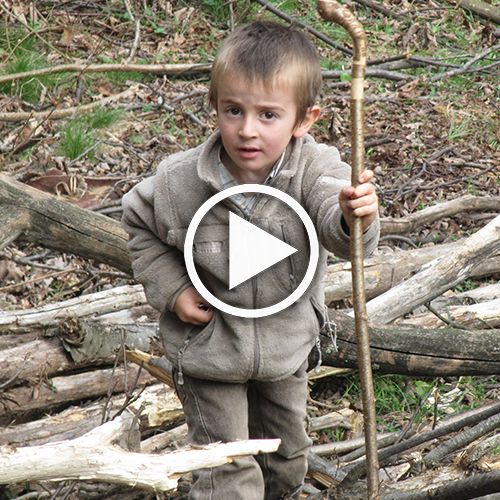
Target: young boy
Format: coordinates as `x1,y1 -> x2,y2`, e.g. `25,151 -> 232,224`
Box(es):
122,21 -> 379,500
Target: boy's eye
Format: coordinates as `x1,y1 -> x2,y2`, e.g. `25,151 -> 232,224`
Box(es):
228,107 -> 241,116
261,111 -> 276,121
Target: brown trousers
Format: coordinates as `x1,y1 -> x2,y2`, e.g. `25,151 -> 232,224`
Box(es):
173,360 -> 311,500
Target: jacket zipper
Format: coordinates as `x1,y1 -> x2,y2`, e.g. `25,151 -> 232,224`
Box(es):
245,210 -> 260,379
281,226 -> 297,292
177,325 -> 203,385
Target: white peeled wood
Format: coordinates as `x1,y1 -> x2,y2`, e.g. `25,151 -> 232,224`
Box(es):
0,413 -> 281,492
362,214 -> 500,324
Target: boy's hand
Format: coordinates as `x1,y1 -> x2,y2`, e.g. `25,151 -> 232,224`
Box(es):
339,169 -> 379,233
174,286 -> 214,325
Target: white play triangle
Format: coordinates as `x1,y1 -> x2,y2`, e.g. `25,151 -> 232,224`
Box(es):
229,212 -> 298,289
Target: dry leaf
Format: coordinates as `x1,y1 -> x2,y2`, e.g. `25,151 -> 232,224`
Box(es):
174,32 -> 186,46
60,26 -> 74,46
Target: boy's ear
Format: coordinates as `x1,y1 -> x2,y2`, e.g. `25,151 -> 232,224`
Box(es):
293,105 -> 321,138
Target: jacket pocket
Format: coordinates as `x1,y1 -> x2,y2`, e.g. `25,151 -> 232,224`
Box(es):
176,311 -> 218,384
268,221 -> 309,294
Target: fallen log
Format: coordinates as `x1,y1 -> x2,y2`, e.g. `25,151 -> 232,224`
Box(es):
0,319 -> 158,384
0,383 -> 182,447
324,241 -> 500,302
399,297 -> 500,329
141,423 -> 188,454
0,412 -> 281,492
379,469 -> 500,500
379,195 -> 500,236
413,282 -> 500,312
0,365 -> 157,425
364,214 -> 500,324
448,0 -> 500,25
318,310 -> 500,377
0,173 -> 132,273
0,285 -> 147,333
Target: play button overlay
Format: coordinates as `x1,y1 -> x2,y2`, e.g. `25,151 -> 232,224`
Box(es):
184,184 -> 319,318
229,212 -> 297,289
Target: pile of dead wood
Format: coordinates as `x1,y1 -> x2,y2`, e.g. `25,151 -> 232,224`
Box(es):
1,174 -> 500,499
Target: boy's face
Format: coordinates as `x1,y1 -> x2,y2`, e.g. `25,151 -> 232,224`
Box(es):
213,72 -> 320,184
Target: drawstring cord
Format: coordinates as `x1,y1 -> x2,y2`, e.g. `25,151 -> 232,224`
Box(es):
314,307 -> 337,373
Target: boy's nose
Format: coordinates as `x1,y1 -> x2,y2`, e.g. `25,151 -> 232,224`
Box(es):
239,117 -> 258,138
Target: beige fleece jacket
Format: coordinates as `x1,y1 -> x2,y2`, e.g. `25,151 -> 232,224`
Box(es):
121,131 -> 379,383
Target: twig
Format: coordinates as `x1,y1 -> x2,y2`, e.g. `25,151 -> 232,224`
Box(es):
341,400 -> 500,485
424,302 -> 485,330
251,0 -> 353,56
379,235 -> 419,248
67,141 -> 103,167
122,0 -> 136,22
429,43 -> 500,82
0,1 -> 70,61
395,384 -> 435,444
0,267 -> 80,293
323,67 -> 412,82
0,355 -> 28,390
125,19 -> 141,64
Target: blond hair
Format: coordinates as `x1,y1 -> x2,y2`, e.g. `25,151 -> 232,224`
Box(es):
209,21 -> 322,126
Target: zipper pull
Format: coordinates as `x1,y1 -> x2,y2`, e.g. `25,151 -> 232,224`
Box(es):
177,368 -> 184,386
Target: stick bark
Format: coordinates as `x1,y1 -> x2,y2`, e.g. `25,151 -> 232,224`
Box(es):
317,2 -> 379,497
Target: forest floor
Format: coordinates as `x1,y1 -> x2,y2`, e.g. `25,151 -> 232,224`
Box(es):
0,0 -> 500,498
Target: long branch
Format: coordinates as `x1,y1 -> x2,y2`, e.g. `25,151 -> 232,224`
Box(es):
0,62 -> 211,85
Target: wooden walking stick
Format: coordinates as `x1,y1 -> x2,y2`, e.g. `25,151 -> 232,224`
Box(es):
317,1 -> 380,498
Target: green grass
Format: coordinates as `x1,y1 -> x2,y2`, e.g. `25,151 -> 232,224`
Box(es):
338,373 -> 497,433
0,32 -> 59,104
57,108 -> 126,161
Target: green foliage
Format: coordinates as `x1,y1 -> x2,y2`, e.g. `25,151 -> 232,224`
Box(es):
0,31 -> 60,104
453,278 -> 476,293
104,71 -> 144,86
57,108 -> 125,161
448,109 -> 473,141
340,373 -> 496,432
195,0 -> 255,25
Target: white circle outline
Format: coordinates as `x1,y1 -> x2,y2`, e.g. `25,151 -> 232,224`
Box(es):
184,184 -> 319,318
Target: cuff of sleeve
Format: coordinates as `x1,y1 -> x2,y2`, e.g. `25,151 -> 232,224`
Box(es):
166,281 -> 194,312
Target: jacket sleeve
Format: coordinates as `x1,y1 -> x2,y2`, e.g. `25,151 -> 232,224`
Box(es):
302,141 -> 380,260
121,175 -> 192,313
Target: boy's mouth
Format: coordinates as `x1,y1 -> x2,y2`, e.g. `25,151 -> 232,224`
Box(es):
238,147 -> 260,159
